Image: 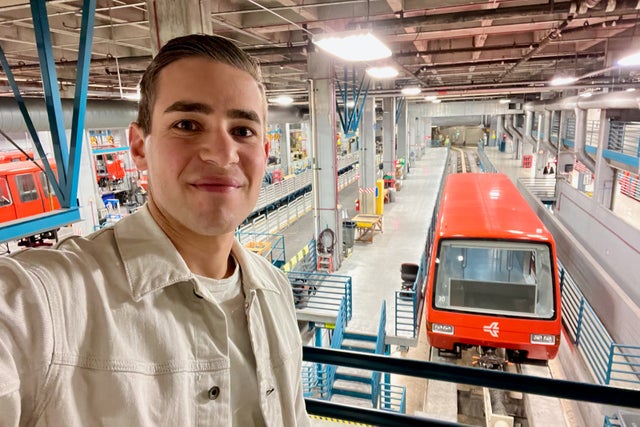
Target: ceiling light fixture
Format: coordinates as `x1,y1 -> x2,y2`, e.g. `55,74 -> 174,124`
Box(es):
431,99 -> 442,104
499,99 -> 511,104
366,66 -> 398,79
268,95 -> 294,106
618,52 -> 640,67
401,87 -> 421,96
122,92 -> 140,101
579,91 -> 593,98
313,32 -> 391,62
549,76 -> 578,86
424,95 -> 438,101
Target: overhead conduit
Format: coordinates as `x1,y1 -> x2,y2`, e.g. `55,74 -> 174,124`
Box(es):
0,98 -> 137,133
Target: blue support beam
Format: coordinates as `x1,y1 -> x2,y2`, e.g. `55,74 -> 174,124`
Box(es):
66,0 -> 97,208
335,67 -> 369,136
30,0 -> 70,192
0,209 -> 81,244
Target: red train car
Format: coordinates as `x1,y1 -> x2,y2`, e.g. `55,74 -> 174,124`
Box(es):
0,150 -> 34,163
0,160 -> 60,226
425,173 -> 561,366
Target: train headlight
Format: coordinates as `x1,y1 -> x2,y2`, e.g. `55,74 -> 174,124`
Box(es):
431,323 -> 454,335
530,333 -> 556,345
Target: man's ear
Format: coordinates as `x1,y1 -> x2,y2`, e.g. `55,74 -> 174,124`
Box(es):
129,123 -> 148,171
264,138 -> 270,161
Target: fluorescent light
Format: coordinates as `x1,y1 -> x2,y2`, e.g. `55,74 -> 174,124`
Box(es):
401,87 -> 421,96
122,92 -> 140,101
618,52 -> 640,66
268,95 -> 294,106
366,66 -> 398,79
424,95 -> 438,101
499,99 -> 511,104
346,100 -> 355,108
626,88 -> 636,92
549,76 -> 578,86
313,32 -> 391,62
579,91 -> 593,98
431,99 -> 442,104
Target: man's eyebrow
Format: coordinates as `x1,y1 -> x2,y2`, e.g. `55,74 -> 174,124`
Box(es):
228,109 -> 261,125
164,101 -> 213,114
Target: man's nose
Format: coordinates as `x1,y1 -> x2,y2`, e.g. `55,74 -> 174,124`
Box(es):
198,129 -> 240,166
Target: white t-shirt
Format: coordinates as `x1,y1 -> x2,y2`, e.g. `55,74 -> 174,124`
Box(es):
194,261 -> 266,427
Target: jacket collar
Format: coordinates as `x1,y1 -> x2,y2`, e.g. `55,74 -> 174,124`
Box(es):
114,206 -> 281,301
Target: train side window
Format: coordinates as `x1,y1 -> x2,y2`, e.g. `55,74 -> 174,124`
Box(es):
15,173 -> 39,202
0,177 -> 12,206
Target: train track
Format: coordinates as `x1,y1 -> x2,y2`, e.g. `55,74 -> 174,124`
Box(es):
425,346 -> 566,426
451,146 -> 478,173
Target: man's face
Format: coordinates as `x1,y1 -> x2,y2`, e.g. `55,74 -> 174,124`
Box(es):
130,57 -> 267,237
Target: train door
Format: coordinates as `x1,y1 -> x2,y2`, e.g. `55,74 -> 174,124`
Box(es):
39,170 -> 60,212
0,175 -> 16,222
9,171 -> 45,219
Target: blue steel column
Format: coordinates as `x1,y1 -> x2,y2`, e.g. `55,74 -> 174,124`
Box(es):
308,50 -> 341,270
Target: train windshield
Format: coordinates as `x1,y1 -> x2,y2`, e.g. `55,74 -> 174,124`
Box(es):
433,239 -> 555,319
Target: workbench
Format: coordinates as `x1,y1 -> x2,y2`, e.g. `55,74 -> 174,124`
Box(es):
352,214 -> 383,243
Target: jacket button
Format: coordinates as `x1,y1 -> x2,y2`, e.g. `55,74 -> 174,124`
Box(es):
208,386 -> 220,400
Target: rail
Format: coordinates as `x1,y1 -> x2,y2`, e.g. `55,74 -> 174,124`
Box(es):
287,270 -> 353,323
371,301 -> 386,408
517,176 -> 557,203
476,144 -> 498,173
303,346 -> 640,426
234,230 -> 285,267
393,253 -> 427,341
560,262 -> 640,388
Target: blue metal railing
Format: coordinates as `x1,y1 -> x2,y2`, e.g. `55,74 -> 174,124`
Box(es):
287,270 -> 353,322
476,144 -> 497,173
379,382 -> 407,414
371,301 -> 386,408
234,230 -> 286,267
326,298 -> 348,399
560,262 -> 640,387
394,253 -> 427,338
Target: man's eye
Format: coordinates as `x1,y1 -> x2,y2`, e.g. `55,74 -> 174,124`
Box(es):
232,127 -> 256,138
174,120 -> 199,131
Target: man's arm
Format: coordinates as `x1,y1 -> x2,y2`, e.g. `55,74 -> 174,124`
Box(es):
0,257 -> 55,425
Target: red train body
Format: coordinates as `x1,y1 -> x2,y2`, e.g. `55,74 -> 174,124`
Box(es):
425,173 -> 561,362
0,160 -> 60,225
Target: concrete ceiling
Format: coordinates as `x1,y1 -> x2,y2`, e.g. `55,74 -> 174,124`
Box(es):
0,0 -> 638,105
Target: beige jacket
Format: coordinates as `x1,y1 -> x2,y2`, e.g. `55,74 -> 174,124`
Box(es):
0,207 -> 309,426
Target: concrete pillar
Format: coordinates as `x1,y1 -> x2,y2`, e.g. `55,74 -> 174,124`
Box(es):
308,51 -> 341,269
396,100 -> 408,161
593,110 -> 615,209
360,96 -> 376,189
281,123 -> 291,175
147,0 -> 211,54
382,96 -> 396,176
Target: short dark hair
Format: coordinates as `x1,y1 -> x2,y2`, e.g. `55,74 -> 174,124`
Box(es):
136,34 -> 265,134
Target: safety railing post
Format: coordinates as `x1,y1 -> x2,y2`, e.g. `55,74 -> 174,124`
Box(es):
575,297 -> 586,346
